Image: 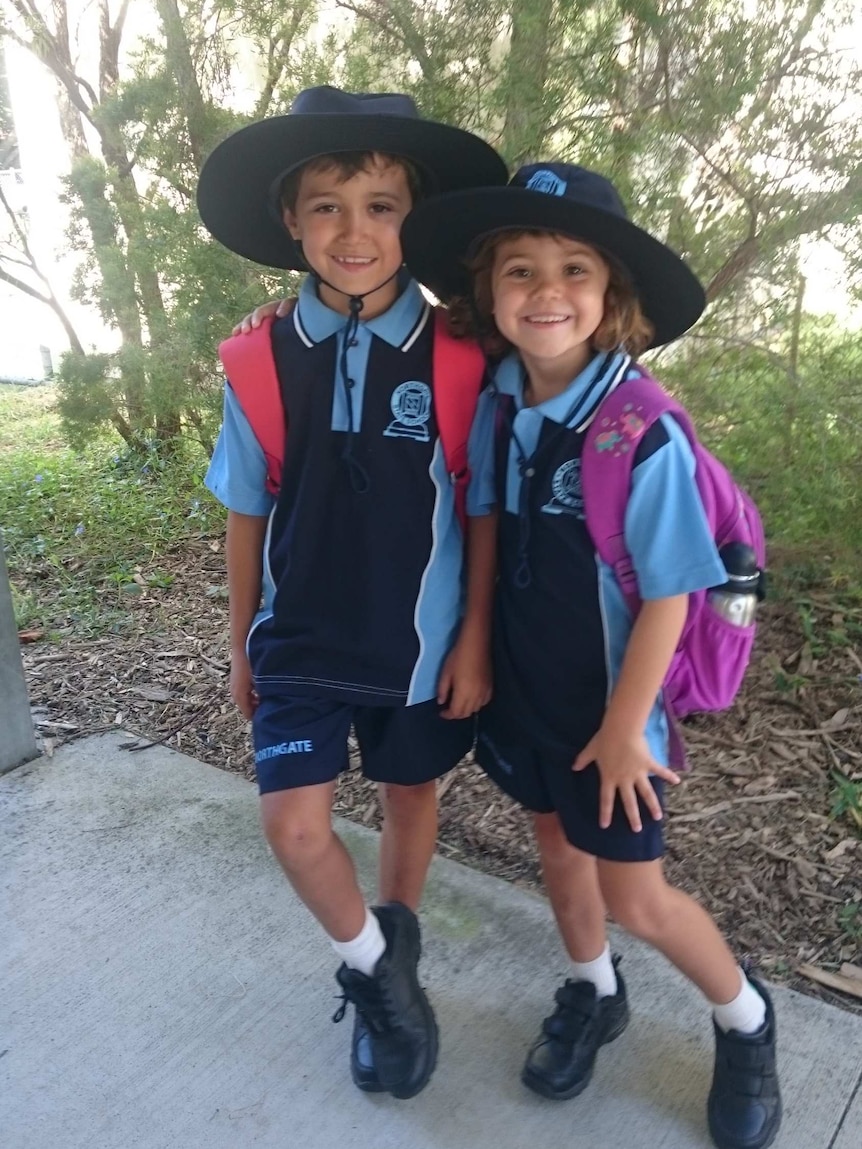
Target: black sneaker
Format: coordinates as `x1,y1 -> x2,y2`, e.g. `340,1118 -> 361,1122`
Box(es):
708,978 -> 782,1149
350,1010 -> 385,1093
521,959 -> 629,1100
335,902 -> 438,1099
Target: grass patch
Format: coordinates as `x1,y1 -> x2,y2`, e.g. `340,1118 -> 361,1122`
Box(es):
0,383 -> 223,636
0,383 -> 67,453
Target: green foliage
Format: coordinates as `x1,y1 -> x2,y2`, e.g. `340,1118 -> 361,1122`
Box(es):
55,351 -> 123,447
658,315 -> 862,581
0,384 -> 62,450
838,902 -> 862,942
0,385 -> 222,634
3,0 -> 862,585
830,773 -> 862,837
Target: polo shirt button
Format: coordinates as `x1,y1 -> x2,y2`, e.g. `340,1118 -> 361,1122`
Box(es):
349,339 -> 359,347
524,467 -> 536,478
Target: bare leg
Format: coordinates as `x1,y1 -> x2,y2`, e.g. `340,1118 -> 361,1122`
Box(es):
534,812 -> 608,962
598,858 -> 741,1003
376,780 -> 438,911
260,781 -> 366,942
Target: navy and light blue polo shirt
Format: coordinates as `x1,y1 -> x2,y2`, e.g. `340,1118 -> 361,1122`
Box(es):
467,349 -> 727,762
206,275 -> 470,707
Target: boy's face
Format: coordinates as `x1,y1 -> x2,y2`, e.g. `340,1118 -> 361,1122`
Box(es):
283,156 -> 413,318
490,232 -> 610,378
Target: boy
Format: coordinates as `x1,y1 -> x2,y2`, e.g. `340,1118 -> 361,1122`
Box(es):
196,86 -> 506,1099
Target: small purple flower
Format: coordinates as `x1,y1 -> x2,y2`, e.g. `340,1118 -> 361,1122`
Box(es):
34,474 -> 43,483
74,522 -> 85,537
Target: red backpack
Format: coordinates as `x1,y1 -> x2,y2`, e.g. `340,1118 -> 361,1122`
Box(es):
218,311 -> 486,529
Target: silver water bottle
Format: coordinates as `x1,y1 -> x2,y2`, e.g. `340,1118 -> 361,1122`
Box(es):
707,542 -> 761,626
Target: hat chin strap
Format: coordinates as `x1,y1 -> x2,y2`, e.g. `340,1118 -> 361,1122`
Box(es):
295,242 -> 403,495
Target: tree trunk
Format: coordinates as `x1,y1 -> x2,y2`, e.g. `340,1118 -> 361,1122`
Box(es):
155,0 -> 211,169
500,0 -> 554,164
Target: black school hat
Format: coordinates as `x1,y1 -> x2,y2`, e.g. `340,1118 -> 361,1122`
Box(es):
196,85 -> 508,270
400,162 -> 706,347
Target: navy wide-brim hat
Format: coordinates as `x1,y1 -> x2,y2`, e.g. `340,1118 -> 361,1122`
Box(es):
400,163 -> 706,347
196,86 -> 508,270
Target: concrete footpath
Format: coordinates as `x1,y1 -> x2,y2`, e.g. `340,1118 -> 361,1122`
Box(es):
2,733 -> 861,1149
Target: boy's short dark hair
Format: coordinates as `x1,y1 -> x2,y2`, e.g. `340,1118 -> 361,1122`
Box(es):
447,229 -> 655,358
279,151 -> 423,214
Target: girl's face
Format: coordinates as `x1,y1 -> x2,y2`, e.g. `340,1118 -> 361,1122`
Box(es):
490,232 -> 610,377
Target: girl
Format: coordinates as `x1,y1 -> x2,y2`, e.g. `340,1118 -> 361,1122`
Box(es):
400,163 -> 781,1149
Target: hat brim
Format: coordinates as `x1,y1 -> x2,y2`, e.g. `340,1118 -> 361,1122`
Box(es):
400,188 -> 705,347
196,116 -> 508,270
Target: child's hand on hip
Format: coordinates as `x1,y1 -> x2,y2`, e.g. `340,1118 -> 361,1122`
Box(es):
573,725 -> 679,833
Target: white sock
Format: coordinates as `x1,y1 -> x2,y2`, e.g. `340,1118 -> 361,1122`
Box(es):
331,908 -> 386,977
570,943 -> 618,999
711,969 -> 767,1034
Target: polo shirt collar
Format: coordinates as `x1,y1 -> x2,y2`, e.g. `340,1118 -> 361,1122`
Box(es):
492,348 -> 631,426
294,272 -> 430,349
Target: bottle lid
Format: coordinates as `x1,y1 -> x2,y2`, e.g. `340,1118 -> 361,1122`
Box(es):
718,541 -> 759,577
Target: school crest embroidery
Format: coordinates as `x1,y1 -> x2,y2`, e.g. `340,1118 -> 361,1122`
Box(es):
542,458 -> 584,517
526,170 -> 568,197
384,380 -> 432,442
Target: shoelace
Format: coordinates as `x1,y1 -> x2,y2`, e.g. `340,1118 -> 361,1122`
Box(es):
331,977 -> 402,1035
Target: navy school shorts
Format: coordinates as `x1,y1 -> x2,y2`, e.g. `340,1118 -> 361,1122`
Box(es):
252,694 -> 474,794
475,727 -> 665,863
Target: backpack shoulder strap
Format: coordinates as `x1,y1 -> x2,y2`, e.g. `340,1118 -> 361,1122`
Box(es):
218,313 -> 284,496
581,366 -> 682,607
431,310 -> 487,530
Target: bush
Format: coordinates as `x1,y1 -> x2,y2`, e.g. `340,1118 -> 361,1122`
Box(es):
659,321 -> 862,585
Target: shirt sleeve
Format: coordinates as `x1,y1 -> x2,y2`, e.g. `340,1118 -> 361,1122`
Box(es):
204,383 -> 275,517
466,387 -> 497,517
624,414 -> 727,599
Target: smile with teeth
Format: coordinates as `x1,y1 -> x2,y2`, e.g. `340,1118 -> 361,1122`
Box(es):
332,255 -> 375,266
523,314 -> 571,325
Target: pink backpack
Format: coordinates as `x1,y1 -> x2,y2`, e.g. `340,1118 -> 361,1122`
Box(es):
581,369 -> 766,767
218,311 -> 486,530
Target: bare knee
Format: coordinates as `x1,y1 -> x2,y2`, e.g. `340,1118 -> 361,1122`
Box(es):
260,799 -> 331,873
601,865 -> 675,942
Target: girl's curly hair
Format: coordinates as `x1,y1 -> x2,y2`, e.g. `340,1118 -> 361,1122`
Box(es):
446,229 -> 654,358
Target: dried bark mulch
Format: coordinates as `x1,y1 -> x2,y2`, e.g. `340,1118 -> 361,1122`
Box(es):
19,538 -> 862,1013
